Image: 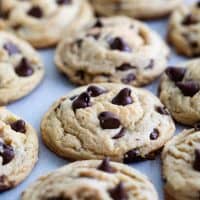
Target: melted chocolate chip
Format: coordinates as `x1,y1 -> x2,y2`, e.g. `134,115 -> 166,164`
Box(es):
3,42 -> 20,56
145,59 -> 154,70
176,81 -> 200,97
121,73 -> 136,84
93,19 -> 103,28
112,128 -> 125,139
193,149 -> 200,171
156,106 -> 169,115
123,148 -> 143,163
97,157 -> 115,173
87,86 -> 107,97
0,142 -> 15,165
98,112 -> 120,129
10,120 -> 26,133
56,0 -> 72,5
165,67 -> 186,82
112,88 -> 133,106
109,182 -> 128,200
116,63 -> 136,71
194,123 -> 200,131
15,58 -> 34,77
109,37 -> 131,52
72,92 -> 91,111
75,70 -> 84,80
27,6 -> 43,18
182,14 -> 199,26
150,129 -> 159,140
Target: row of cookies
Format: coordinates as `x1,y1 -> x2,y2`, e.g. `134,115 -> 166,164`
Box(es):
0,0 -> 199,57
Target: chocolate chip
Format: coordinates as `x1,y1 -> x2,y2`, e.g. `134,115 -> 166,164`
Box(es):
194,123 -> 200,131
0,142 -> 15,165
15,58 -> 34,77
93,19 -> 103,28
112,128 -> 125,139
109,182 -> 128,200
3,42 -> 20,56
193,149 -> 200,171
75,70 -> 85,80
27,6 -> 43,18
116,63 -> 136,71
112,88 -> 133,106
98,112 -> 120,129
87,86 -> 107,97
123,148 -> 144,163
56,0 -> 72,5
176,81 -> 200,97
150,129 -> 159,140
121,73 -> 136,84
182,14 -> 199,26
156,106 -> 169,115
165,67 -> 186,82
97,157 -> 115,173
10,120 -> 26,133
109,37 -> 131,52
145,59 -> 154,70
72,92 -> 91,111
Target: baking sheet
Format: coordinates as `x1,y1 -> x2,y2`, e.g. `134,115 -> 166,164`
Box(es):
1,0 -> 197,199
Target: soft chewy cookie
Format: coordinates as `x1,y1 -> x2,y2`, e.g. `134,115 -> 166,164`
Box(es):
0,31 -> 44,105
41,83 -> 175,162
168,2 -> 200,57
90,0 -> 182,19
159,59 -> 200,126
55,16 -> 169,87
21,159 -> 158,200
162,125 -> 200,200
0,107 -> 38,191
1,0 -> 93,48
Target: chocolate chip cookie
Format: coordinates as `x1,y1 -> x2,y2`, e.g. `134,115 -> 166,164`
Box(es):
55,16 -> 170,86
162,125 -> 200,200
21,159 -> 158,200
0,31 -> 44,105
41,83 -> 175,162
0,107 -> 38,191
90,0 -> 182,19
159,59 -> 200,125
1,0 -> 93,48
168,1 -> 200,57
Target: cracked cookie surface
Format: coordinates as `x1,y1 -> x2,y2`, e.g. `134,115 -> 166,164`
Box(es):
90,0 -> 182,19
159,59 -> 200,125
0,31 -> 44,105
162,126 -> 200,200
41,83 -> 175,162
0,107 -> 38,191
168,2 -> 200,57
0,0 -> 93,48
55,16 -> 169,87
21,159 -> 158,200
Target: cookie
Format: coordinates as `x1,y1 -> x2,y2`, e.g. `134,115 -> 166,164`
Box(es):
21,159 -> 158,200
41,83 -> 175,162
0,107 -> 38,191
0,31 -> 44,105
90,0 -> 182,19
159,59 -> 200,126
55,16 -> 170,87
1,0 -> 93,48
162,125 -> 200,200
168,2 -> 200,57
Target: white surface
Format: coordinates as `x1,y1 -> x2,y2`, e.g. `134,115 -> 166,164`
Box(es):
0,0 -> 197,199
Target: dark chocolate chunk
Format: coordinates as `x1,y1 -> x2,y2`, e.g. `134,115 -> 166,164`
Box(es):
3,42 -> 20,56
109,182 -> 128,200
182,14 -> 199,26
176,81 -> 200,97
193,149 -> 200,171
116,63 -> 136,71
27,6 -> 43,18
98,112 -> 120,129
165,67 -> 186,82
156,106 -> 169,115
112,88 -> 133,106
109,37 -> 131,52
56,0 -> 72,5
72,92 -> 91,111
97,157 -> 115,173
10,120 -> 26,133
93,19 -> 103,28
15,57 -> 34,77
150,129 -> 159,140
0,142 -> 15,165
87,86 -> 107,97
121,73 -> 136,84
112,128 -> 125,139
123,148 -> 144,163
